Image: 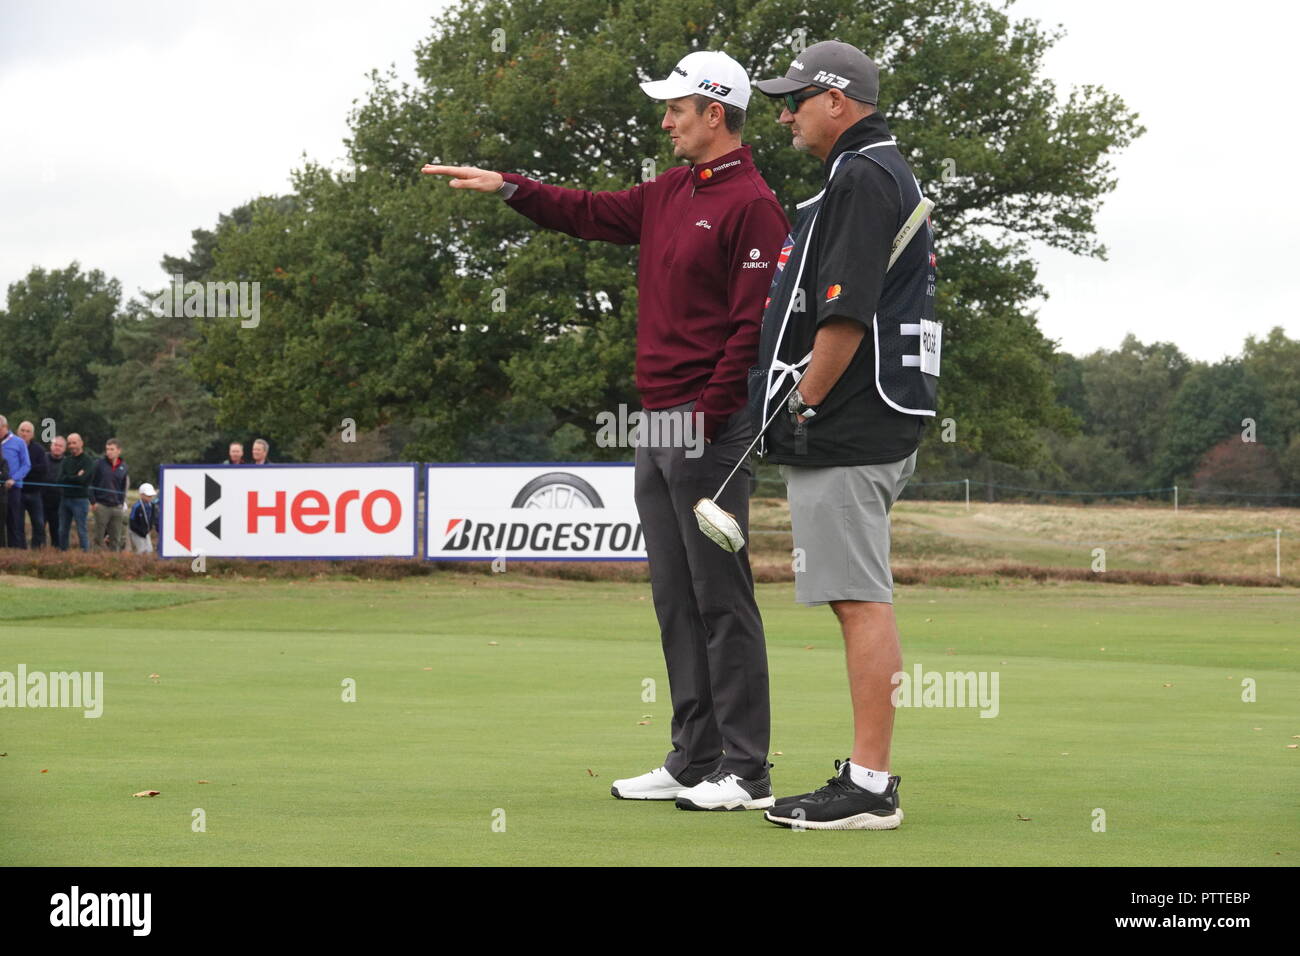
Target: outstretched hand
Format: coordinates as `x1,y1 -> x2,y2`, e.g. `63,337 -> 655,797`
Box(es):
420,164 -> 504,192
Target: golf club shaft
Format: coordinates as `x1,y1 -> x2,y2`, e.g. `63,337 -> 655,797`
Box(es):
711,377 -> 803,501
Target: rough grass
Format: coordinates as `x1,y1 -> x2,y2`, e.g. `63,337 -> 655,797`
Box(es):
2,500 -> 1295,588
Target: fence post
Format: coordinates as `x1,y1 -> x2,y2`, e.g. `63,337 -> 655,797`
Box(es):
1173,485 -> 1178,513
1278,529 -> 1282,579
964,478 -> 970,513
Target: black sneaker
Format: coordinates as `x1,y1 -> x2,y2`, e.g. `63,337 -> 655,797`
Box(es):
764,759 -> 903,830
675,765 -> 775,811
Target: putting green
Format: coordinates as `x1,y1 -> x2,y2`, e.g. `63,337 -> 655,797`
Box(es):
1,575 -> 1296,866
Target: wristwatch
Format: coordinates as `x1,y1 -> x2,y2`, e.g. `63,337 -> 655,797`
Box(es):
788,388 -> 820,419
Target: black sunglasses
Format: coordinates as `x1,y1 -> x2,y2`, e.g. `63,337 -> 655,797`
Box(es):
780,86 -> 829,113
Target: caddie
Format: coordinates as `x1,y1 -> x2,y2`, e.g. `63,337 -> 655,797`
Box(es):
422,51 -> 789,811
750,40 -> 940,829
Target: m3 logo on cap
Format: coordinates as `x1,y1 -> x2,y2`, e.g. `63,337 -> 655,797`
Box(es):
826,283 -> 843,300
813,70 -> 850,89
698,79 -> 733,96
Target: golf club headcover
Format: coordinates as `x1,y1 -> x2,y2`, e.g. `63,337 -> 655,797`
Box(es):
693,497 -> 745,552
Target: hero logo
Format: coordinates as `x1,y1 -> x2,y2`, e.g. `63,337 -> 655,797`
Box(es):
812,70 -> 851,89
673,66 -> 688,78
697,79 -> 732,96
172,474 -> 224,550
171,476 -> 400,550
695,219 -> 712,229
791,60 -> 806,71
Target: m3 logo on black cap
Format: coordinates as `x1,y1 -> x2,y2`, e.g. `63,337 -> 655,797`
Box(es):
698,79 -> 732,96
813,70 -> 850,89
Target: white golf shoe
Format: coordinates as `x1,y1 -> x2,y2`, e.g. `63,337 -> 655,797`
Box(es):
610,766 -> 690,800
675,767 -> 775,811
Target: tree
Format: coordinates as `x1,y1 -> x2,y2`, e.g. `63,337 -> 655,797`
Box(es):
0,263 -> 120,449
1241,327 -> 1300,451
187,0 -> 1143,469
1193,437 -> 1284,498
1075,334 -> 1190,484
91,297 -> 219,485
1154,358 -> 1266,488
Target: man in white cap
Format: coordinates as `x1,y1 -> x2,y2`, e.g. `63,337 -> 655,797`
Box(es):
127,483 -> 160,554
422,51 -> 788,811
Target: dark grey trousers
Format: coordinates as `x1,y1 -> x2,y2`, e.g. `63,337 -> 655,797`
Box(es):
633,401 -> 770,782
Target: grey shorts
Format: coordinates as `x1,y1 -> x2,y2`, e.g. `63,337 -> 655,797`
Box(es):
779,451 -> 917,606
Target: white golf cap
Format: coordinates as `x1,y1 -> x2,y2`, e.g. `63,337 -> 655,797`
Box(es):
139,483 -> 156,497
640,50 -> 751,111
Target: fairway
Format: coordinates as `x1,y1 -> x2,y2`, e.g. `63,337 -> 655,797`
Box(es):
2,574 -> 1297,866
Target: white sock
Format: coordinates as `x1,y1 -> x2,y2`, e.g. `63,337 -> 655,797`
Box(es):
849,761 -> 890,794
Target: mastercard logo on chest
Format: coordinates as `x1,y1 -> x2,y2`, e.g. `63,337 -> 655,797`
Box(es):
825,284 -> 842,300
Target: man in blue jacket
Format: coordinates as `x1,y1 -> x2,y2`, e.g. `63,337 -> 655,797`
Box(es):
0,415 -> 32,548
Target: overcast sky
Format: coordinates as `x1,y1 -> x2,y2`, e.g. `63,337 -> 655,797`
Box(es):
1,0 -> 1293,362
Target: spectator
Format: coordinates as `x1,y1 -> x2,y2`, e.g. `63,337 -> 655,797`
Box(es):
0,450 -> 9,547
251,438 -> 270,464
0,415 -> 32,548
128,482 -> 161,554
58,432 -> 96,551
90,438 -> 129,551
16,422 -> 48,548
43,435 -> 66,547
225,442 -> 246,465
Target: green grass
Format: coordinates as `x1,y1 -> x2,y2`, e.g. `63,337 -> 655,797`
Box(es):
1,574 -> 1297,866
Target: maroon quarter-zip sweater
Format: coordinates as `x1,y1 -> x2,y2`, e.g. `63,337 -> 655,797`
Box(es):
501,144 -> 790,440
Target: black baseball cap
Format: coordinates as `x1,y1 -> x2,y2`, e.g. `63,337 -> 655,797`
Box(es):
755,40 -> 879,105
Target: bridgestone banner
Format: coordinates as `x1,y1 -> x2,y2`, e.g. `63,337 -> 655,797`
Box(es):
425,463 -> 645,562
159,464 -> 419,559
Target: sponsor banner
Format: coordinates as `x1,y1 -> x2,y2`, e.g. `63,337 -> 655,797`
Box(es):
159,463 -> 419,559
426,463 -> 645,562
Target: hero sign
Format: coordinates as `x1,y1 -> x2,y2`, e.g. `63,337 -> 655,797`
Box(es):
160,464 -> 418,559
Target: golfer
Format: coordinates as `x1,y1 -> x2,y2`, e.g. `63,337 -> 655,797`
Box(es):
750,41 -> 940,829
422,51 -> 789,811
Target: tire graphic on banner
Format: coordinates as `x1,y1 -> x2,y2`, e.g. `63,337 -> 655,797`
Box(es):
511,472 -> 604,509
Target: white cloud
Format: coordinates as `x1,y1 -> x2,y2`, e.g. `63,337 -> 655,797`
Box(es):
0,0 -> 440,301
1013,0 -> 1299,360
1,0 -> 1294,362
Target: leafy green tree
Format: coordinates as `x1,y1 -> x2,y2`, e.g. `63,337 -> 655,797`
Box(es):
187,0 -> 1142,469
1154,358 -> 1266,488
0,263 -> 119,448
91,297 -> 219,485
1241,327 -> 1300,450
1076,335 -> 1190,483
